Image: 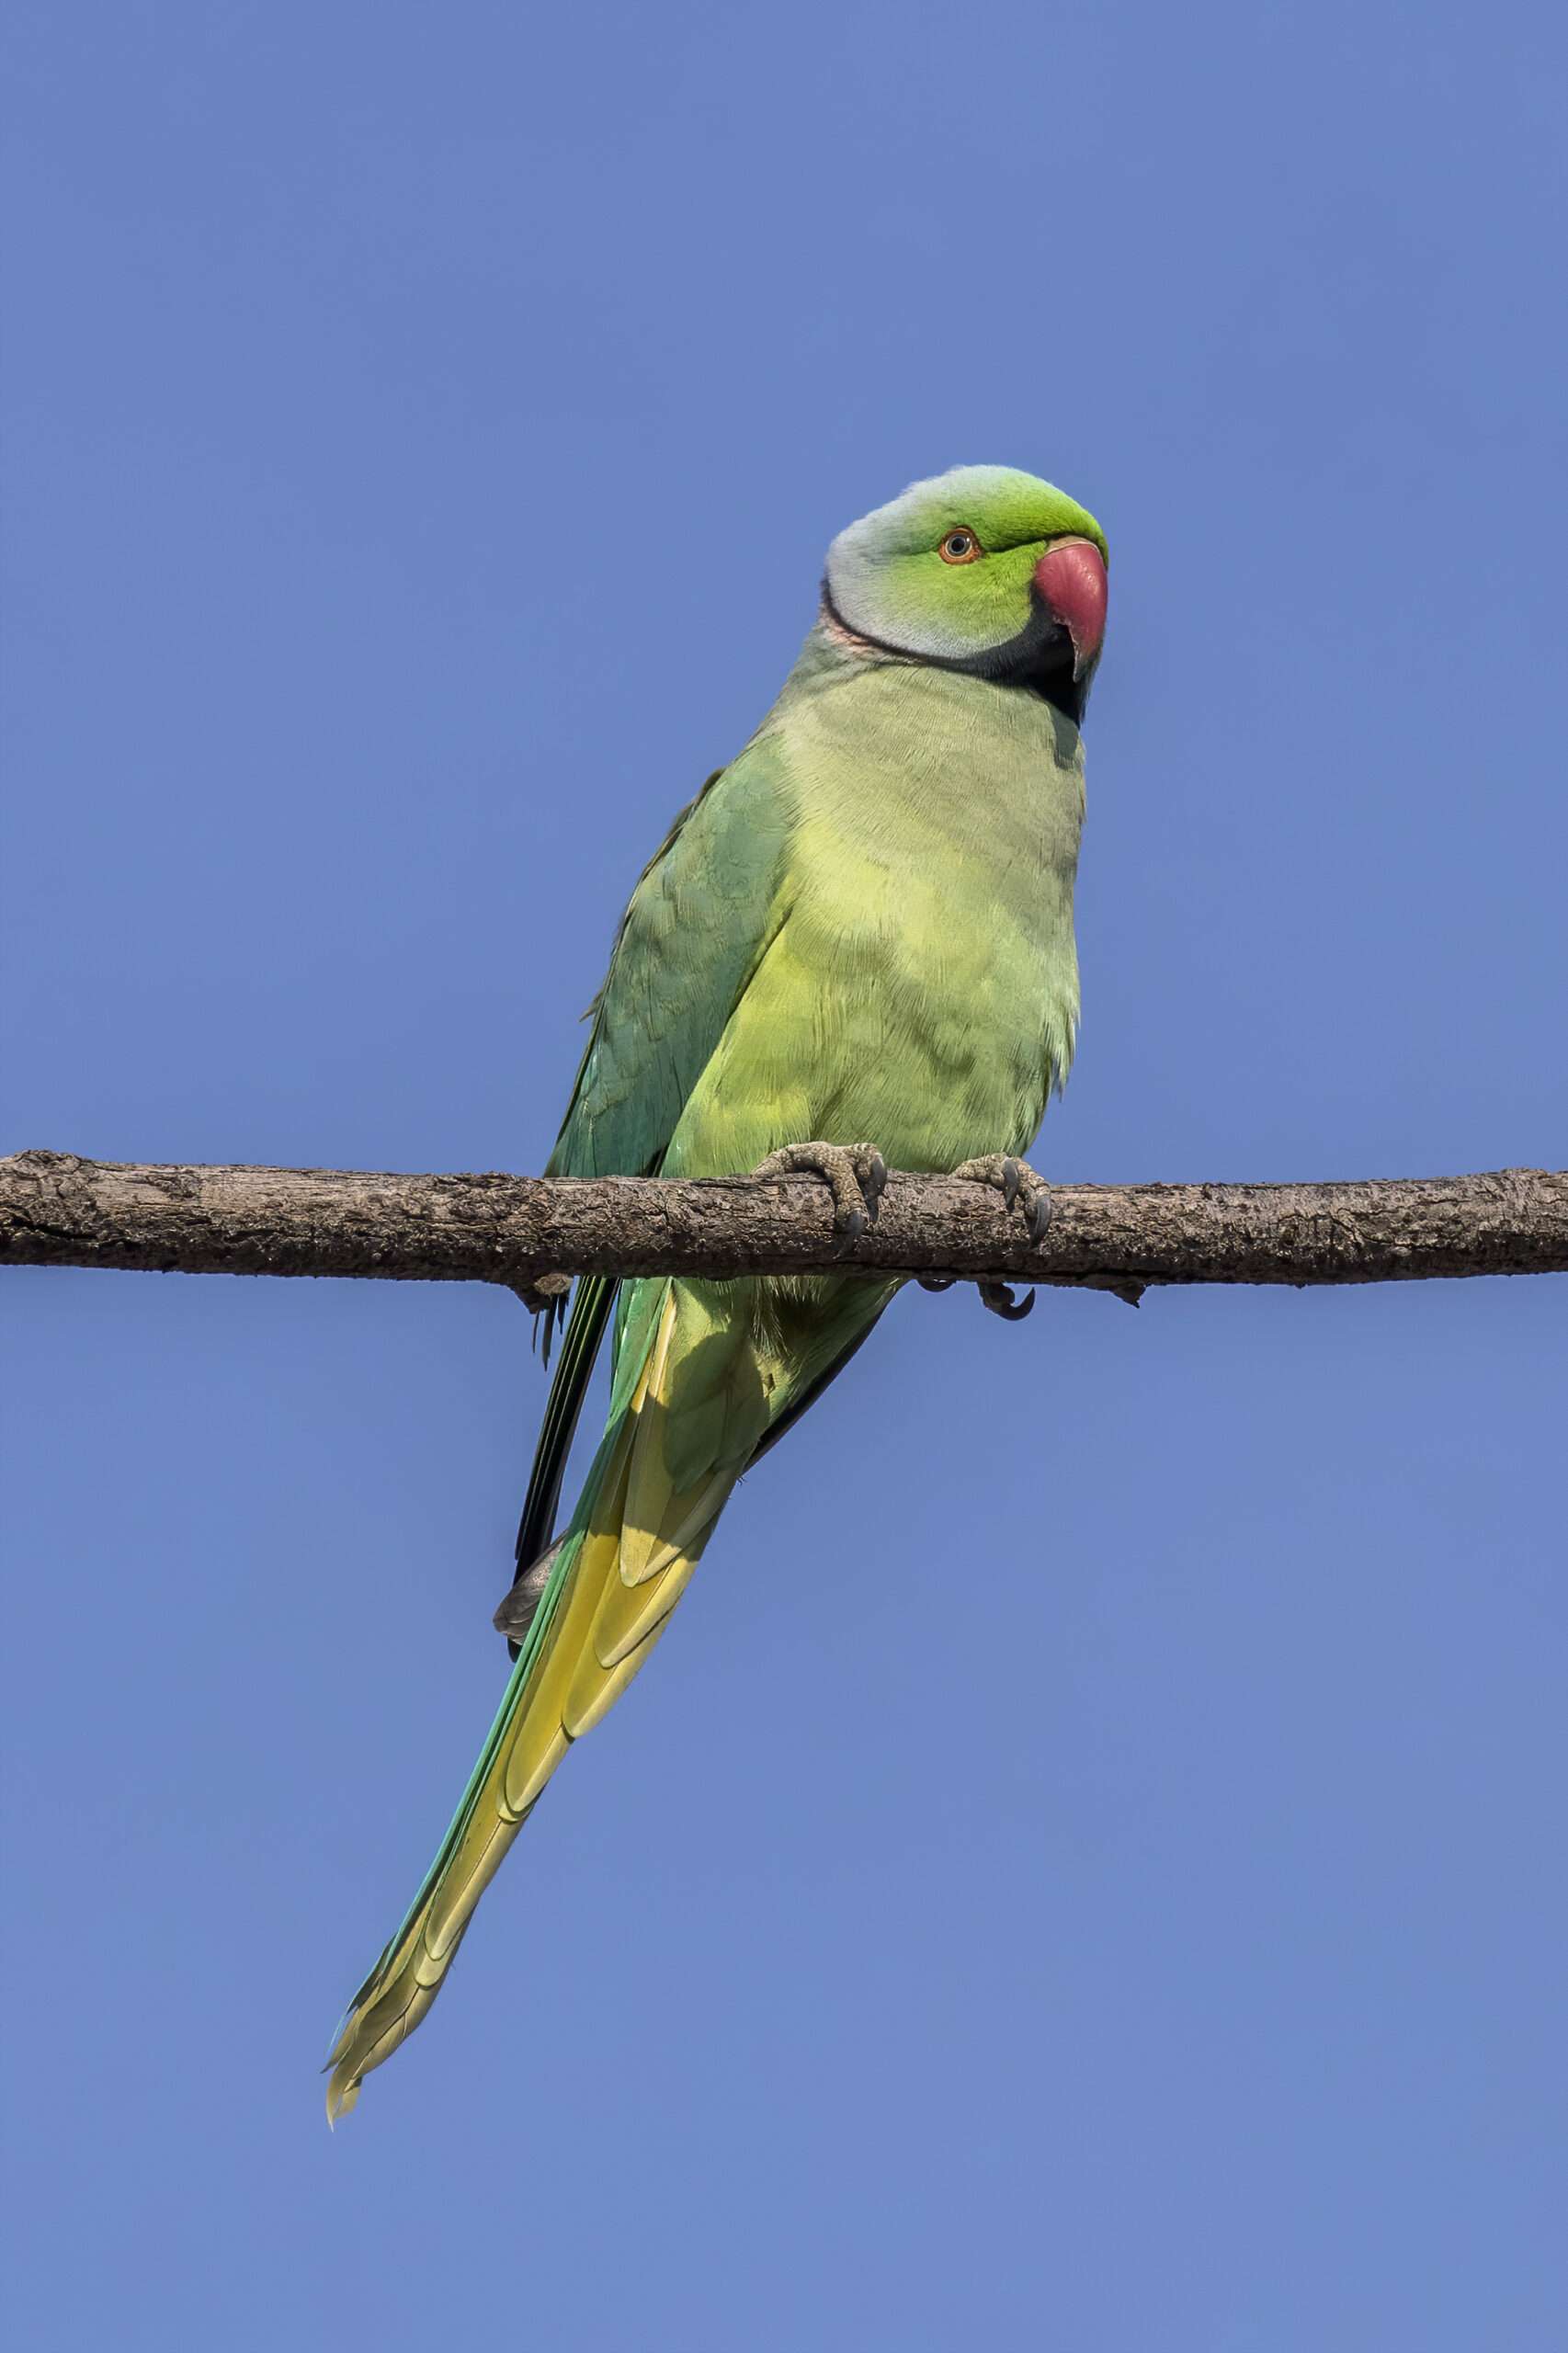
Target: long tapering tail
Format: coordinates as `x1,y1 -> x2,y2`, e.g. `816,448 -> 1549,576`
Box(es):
325,1288 -> 730,2120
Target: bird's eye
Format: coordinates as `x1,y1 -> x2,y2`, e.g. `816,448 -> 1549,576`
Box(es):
938,528 -> 983,563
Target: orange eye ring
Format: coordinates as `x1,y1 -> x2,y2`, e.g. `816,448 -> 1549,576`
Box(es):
937,528 -> 984,564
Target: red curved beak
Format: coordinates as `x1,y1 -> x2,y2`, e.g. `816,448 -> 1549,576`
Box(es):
1032,537 -> 1108,678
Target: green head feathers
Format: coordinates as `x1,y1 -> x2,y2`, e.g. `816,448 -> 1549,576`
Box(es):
824,464 -> 1108,722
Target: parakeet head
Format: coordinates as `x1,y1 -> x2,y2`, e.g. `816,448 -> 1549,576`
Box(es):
824,464 -> 1108,723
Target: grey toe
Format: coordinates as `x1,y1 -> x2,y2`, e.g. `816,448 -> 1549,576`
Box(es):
979,1280 -> 1036,1322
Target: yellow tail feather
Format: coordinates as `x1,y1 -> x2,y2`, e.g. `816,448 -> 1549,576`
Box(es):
325,1290 -> 733,2120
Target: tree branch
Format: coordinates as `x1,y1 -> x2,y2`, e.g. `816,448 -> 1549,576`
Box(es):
2,1150 -> 1563,1299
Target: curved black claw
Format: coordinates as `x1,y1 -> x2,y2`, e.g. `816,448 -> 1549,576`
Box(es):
917,1274 -> 958,1293
952,1154 -> 1053,1251
979,1279 -> 1036,1322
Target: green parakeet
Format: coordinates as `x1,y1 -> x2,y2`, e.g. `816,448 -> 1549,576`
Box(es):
326,464 -> 1109,2117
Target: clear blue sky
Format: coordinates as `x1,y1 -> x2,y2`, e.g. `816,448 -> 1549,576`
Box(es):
3,4 -> 1563,2346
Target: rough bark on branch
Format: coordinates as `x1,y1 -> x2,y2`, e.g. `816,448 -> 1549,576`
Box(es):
2,1150 -> 1563,1298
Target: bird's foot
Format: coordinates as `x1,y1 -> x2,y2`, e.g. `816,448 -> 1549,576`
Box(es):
512,1273 -> 571,1358
752,1140 -> 887,1239
977,1279 -> 1035,1322
950,1154 -> 1053,1322
951,1153 -> 1054,1243
494,1538 -> 562,1643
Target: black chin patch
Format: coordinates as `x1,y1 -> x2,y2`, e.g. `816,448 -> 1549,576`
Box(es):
965,608 -> 1087,726
822,584 -> 1089,729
